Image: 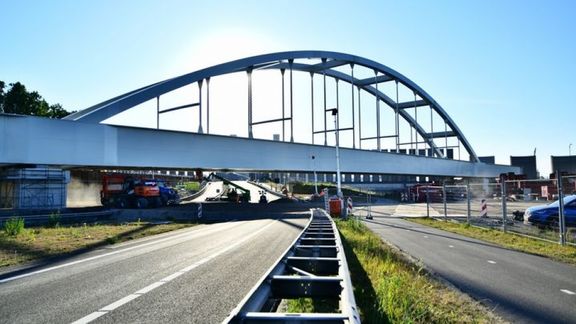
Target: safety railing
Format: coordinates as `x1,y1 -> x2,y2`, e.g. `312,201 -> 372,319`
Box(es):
224,209 -> 360,323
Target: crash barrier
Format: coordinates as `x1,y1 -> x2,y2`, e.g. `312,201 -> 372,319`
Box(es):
225,208 -> 360,323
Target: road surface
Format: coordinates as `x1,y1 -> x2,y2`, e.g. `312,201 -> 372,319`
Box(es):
363,216 -> 576,323
0,214 -> 309,323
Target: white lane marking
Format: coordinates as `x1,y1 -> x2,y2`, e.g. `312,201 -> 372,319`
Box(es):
70,219 -> 278,324
487,260 -> 497,264
561,289 -> 576,295
448,245 -> 454,248
423,235 -> 429,239
0,222 -> 240,284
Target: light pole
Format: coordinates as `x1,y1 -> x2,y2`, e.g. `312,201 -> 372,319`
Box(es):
570,143 -> 573,156
329,108 -> 343,198
312,155 -> 318,195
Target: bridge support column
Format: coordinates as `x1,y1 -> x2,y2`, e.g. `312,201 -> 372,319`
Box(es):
358,86 -> 362,149
350,64 -> 355,149
289,59 -> 294,143
247,69 -> 253,139
375,70 -> 381,151
206,77 -> 210,134
322,58 -> 327,146
395,80 -> 400,153
281,68 -> 285,141
198,80 -> 203,134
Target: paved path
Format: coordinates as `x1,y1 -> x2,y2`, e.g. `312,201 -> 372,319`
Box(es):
363,216 -> 576,324
0,215 -> 309,323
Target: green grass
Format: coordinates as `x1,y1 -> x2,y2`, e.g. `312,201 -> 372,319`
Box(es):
288,218 -> 496,323
183,181 -> 200,192
0,222 -> 195,268
409,218 -> 576,265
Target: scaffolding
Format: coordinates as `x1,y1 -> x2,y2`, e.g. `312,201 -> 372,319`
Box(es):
0,167 -> 70,209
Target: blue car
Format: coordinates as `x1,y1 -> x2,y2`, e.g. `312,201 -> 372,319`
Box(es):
523,195 -> 576,228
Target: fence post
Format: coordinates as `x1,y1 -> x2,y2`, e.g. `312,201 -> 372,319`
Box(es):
426,185 -> 430,218
501,175 -> 507,233
442,181 -> 447,221
466,181 -> 471,224
556,170 -> 566,246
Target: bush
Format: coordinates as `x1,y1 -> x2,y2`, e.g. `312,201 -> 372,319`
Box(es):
4,217 -> 25,236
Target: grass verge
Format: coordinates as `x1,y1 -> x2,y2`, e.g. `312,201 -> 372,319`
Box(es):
0,222 -> 195,268
288,218 -> 496,323
409,218 -> 576,265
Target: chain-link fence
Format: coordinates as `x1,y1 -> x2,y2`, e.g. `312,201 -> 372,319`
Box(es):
348,176 -> 576,246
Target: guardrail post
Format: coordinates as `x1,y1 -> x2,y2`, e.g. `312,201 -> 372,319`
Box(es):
501,175 -> 507,233
556,170 -> 566,246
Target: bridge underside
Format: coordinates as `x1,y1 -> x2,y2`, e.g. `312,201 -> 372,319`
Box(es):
1,115 -> 518,177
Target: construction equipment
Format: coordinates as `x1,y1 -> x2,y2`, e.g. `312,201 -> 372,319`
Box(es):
205,173 -> 251,203
100,174 -> 180,208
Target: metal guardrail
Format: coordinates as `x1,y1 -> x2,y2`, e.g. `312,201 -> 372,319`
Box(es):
224,209 -> 360,323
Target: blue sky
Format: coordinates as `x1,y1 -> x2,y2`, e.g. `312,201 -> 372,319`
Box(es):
2,0 -> 575,176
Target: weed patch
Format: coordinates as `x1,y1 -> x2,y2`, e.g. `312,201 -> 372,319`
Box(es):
3,217 -> 25,236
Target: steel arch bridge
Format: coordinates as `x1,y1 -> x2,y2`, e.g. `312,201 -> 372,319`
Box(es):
65,50 -> 479,162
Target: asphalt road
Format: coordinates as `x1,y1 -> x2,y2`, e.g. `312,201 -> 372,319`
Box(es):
363,216 -> 576,323
0,214 -> 309,323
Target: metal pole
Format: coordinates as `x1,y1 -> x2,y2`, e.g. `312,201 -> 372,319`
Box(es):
332,109 -> 342,198
198,80 -> 203,133
312,155 -> 318,195
443,180 -> 447,221
466,180 -> 471,224
206,78 -> 210,134
501,175 -> 507,232
310,72 -> 314,144
375,71 -> 380,151
156,96 -> 160,129
556,170 -> 566,245
247,69 -> 253,139
281,68 -> 285,142
289,59 -> 294,143
426,184 -> 430,217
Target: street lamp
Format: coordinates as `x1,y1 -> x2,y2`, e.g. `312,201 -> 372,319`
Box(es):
312,155 -> 318,195
570,143 -> 573,156
329,108 -> 343,198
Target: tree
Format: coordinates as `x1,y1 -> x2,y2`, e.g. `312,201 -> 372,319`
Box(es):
0,81 -> 75,118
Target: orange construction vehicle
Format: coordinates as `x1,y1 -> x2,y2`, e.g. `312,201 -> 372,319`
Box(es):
100,174 -> 179,208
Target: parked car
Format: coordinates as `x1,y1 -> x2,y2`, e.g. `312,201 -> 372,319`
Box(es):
523,195 -> 576,228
